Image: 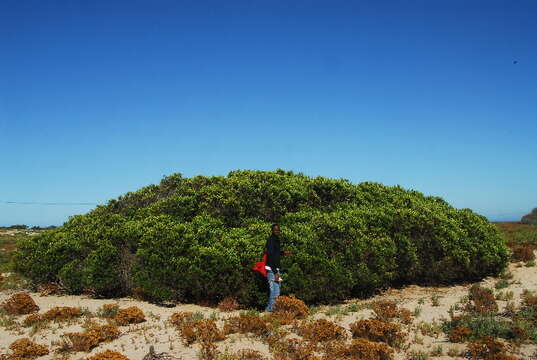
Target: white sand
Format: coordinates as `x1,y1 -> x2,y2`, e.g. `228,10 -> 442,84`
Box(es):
1,259 -> 537,360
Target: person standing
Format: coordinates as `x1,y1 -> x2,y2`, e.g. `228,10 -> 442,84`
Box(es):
264,224 -> 289,313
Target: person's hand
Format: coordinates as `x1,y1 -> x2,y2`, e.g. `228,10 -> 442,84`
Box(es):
274,274 -> 282,282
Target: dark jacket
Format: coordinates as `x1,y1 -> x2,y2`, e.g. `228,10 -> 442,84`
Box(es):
265,234 -> 283,274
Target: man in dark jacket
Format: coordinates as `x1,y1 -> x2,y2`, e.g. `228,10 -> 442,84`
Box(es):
264,223 -> 289,312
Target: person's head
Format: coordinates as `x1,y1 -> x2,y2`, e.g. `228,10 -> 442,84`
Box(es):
271,224 -> 281,235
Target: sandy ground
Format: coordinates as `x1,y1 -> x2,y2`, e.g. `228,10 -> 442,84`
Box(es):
1,260 -> 537,360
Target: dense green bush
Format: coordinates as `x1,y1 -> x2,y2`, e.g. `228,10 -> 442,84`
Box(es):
13,170 -> 509,305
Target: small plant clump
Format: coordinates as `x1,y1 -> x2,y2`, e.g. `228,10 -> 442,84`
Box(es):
37,283 -> 62,296
44,306 -> 82,321
324,338 -> 394,360
22,306 -> 82,327
223,315 -> 269,336
466,285 -> 498,314
22,314 -> 43,327
98,304 -> 119,318
178,319 -> 226,345
294,318 -> 348,343
218,297 -> 240,312
272,296 -> 309,320
466,336 -> 516,360
1,293 -> 39,315
2,338 -> 49,359
371,300 -> 413,325
232,349 -> 267,360
349,319 -> 406,347
62,324 -> 121,352
372,301 -> 398,322
114,306 -> 145,326
270,338 -> 317,360
494,280 -> 509,290
198,341 -> 219,360
448,324 -> 472,343
87,350 -> 130,360
265,310 -> 297,326
396,308 -> 413,325
169,311 -> 195,326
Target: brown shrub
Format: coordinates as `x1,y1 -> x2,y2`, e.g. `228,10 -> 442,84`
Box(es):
349,319 -> 405,347
396,308 -> 413,325
512,246 -> 535,262
466,285 -> 498,314
90,324 -> 121,342
270,338 -> 318,360
263,327 -> 291,354
43,306 -> 82,321
266,310 -> 298,325
87,350 -> 129,360
223,316 -> 269,336
63,325 -> 120,352
38,283 -> 62,296
178,319 -> 226,345
371,301 -> 412,324
169,312 -> 194,326
2,293 -> 39,315
22,307 -> 81,327
234,349 -> 267,360
217,297 -> 240,312
273,296 -> 309,320
115,306 -> 145,326
448,325 -> 472,343
199,341 -> 219,360
467,336 -> 516,360
372,301 -> 398,322
295,319 -> 347,343
7,338 -> 49,359
62,332 -> 100,352
22,314 -> 43,327
323,338 -> 394,360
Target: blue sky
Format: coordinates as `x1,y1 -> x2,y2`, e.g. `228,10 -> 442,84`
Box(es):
1,0 -> 536,226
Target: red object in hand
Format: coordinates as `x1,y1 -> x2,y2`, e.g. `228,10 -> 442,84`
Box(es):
252,253 -> 268,277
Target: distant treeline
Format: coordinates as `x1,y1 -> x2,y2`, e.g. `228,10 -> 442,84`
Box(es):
0,225 -> 57,230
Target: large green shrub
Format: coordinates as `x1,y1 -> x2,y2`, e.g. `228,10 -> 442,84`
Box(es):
14,170 -> 509,305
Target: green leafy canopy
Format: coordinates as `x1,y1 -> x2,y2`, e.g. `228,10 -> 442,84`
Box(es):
13,170 -> 509,305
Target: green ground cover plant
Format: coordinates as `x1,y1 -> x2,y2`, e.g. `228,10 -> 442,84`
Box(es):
13,170 -> 509,306
494,222 -> 537,247
0,230 -> 40,273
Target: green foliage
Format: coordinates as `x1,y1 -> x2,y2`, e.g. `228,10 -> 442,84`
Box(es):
494,222 -> 537,246
13,170 -> 509,305
442,314 -> 513,341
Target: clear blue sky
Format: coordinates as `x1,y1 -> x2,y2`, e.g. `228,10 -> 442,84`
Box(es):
1,0 -> 536,226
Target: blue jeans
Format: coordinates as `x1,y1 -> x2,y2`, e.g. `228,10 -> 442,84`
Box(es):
264,270 -> 280,312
